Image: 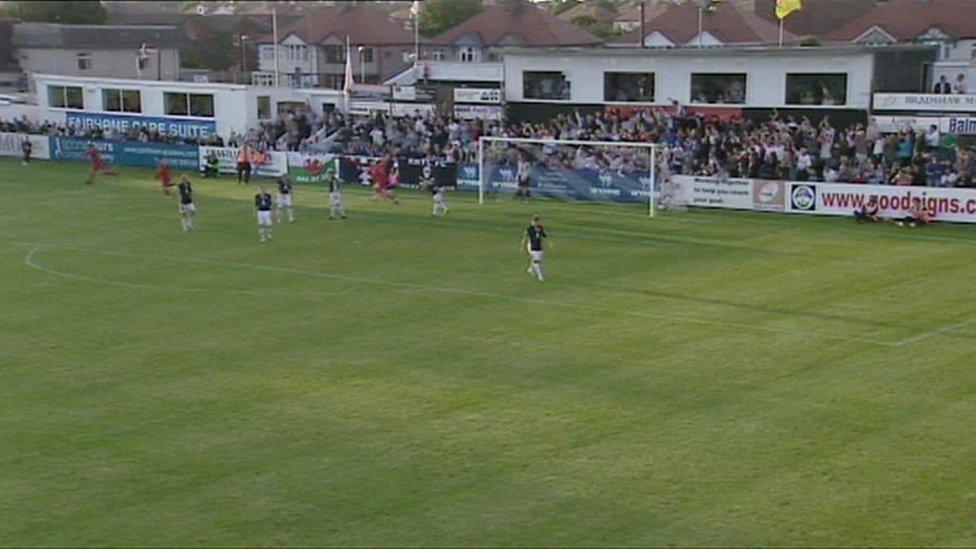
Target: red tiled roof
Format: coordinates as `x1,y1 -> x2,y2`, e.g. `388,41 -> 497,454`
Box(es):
752,0 -> 876,38
827,0 -> 976,42
262,5 -> 414,46
611,1 -> 795,46
428,3 -> 603,47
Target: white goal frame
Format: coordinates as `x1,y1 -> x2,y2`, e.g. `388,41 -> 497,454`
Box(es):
477,136 -> 665,217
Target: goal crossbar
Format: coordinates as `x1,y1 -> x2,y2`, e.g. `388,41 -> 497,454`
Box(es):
477,136 -> 663,217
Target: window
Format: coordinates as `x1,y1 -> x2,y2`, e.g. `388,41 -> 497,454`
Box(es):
323,45 -> 345,63
523,71 -> 570,100
286,44 -> 308,62
48,85 -> 83,109
259,45 -> 275,62
604,72 -> 655,102
786,73 -> 847,106
362,47 -> 374,63
164,92 -> 215,117
431,48 -> 445,61
189,93 -> 215,117
690,73 -> 746,104
325,74 -> 344,90
276,101 -> 305,115
102,89 -> 142,113
257,95 -> 271,119
458,46 -> 481,63
77,53 -> 91,70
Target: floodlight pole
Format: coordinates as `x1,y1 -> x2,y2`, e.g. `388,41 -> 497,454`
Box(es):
478,137 -> 485,205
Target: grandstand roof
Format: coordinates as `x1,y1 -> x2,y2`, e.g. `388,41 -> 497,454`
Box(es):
427,3 -> 603,48
12,23 -> 183,49
610,1 -> 796,47
827,0 -> 976,42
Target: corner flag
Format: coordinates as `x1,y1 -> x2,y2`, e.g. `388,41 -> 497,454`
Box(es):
775,0 -> 801,19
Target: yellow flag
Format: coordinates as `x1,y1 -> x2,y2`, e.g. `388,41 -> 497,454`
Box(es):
775,0 -> 802,19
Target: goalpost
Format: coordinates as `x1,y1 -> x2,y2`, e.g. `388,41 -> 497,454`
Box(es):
477,136 -> 669,217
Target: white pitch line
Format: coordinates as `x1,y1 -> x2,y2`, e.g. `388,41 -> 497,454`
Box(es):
24,245 -> 349,299
892,317 -> 976,347
18,242 -> 900,348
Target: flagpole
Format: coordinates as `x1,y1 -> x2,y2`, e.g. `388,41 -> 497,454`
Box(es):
779,18 -> 784,47
698,6 -> 703,48
413,6 -> 420,64
272,7 -> 280,87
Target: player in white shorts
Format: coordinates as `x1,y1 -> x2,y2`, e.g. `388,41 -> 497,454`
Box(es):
276,174 -> 295,223
521,214 -> 550,281
431,184 -> 449,216
177,174 -> 196,232
328,172 -> 346,219
255,186 -> 274,242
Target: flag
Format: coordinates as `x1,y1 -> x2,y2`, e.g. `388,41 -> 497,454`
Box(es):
409,1 -> 420,16
775,0 -> 801,19
343,37 -> 355,97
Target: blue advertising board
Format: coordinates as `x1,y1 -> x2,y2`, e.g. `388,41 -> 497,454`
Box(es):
483,163 -> 651,203
50,137 -> 199,170
66,111 -> 216,141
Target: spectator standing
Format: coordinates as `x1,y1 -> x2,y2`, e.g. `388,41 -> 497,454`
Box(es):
954,73 -> 969,94
934,75 -> 952,94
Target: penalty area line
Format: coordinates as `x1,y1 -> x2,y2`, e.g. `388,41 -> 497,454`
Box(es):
891,317 -> 976,347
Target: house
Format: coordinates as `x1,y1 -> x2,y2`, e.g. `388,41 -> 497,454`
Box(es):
253,4 -> 415,89
424,2 -> 603,64
12,23 -> 182,87
609,1 -> 797,48
557,3 -> 617,26
827,0 -> 976,60
752,0 -> 876,39
611,1 -> 670,33
0,18 -> 21,91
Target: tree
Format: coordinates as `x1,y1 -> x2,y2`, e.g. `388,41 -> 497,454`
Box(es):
550,0 -> 583,16
570,15 -> 614,41
418,0 -> 483,38
2,1 -> 107,24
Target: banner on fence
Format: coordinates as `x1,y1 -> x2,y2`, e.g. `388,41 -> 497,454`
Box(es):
49,136 -> 198,169
0,132 -> 50,160
454,104 -> 503,121
66,111 -> 216,140
484,163 -> 650,203
873,93 -> 976,113
871,115 -> 976,134
198,146 -> 287,177
453,88 -> 501,104
286,153 -> 339,184
786,182 -> 976,223
337,156 -> 459,188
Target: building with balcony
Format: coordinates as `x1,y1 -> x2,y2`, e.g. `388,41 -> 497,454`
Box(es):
252,4 -> 414,89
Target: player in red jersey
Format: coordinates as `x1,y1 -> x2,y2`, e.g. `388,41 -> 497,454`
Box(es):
370,154 -> 399,204
85,144 -> 117,185
155,158 -> 175,195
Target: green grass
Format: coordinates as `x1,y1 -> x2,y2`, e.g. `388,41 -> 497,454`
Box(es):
2,157 -> 976,546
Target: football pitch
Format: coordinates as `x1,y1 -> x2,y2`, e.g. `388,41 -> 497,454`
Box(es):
3,157 -> 976,546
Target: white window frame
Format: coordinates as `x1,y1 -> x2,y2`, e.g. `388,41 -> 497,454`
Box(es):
458,46 -> 481,63
77,53 -> 92,71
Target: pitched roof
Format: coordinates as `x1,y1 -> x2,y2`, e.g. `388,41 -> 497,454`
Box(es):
610,1 -> 796,46
264,5 -> 413,46
827,0 -> 976,42
428,3 -> 603,47
12,23 -> 183,49
751,0 -> 875,37
558,3 -> 616,25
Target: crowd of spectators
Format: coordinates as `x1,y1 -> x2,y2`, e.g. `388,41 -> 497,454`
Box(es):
4,102 -> 976,188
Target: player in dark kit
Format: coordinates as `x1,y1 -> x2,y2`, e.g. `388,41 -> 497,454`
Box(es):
21,136 -> 32,166
177,174 -> 196,231
255,186 -> 274,242
521,215 -> 550,282
85,144 -> 117,185
276,174 -> 295,223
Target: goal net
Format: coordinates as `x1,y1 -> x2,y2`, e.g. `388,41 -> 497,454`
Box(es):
477,136 -> 673,216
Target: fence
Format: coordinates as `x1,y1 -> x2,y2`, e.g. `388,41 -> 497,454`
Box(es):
6,132 -> 976,224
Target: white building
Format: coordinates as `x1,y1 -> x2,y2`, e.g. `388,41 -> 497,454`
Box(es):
499,45 -> 937,124
32,73 -> 322,139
